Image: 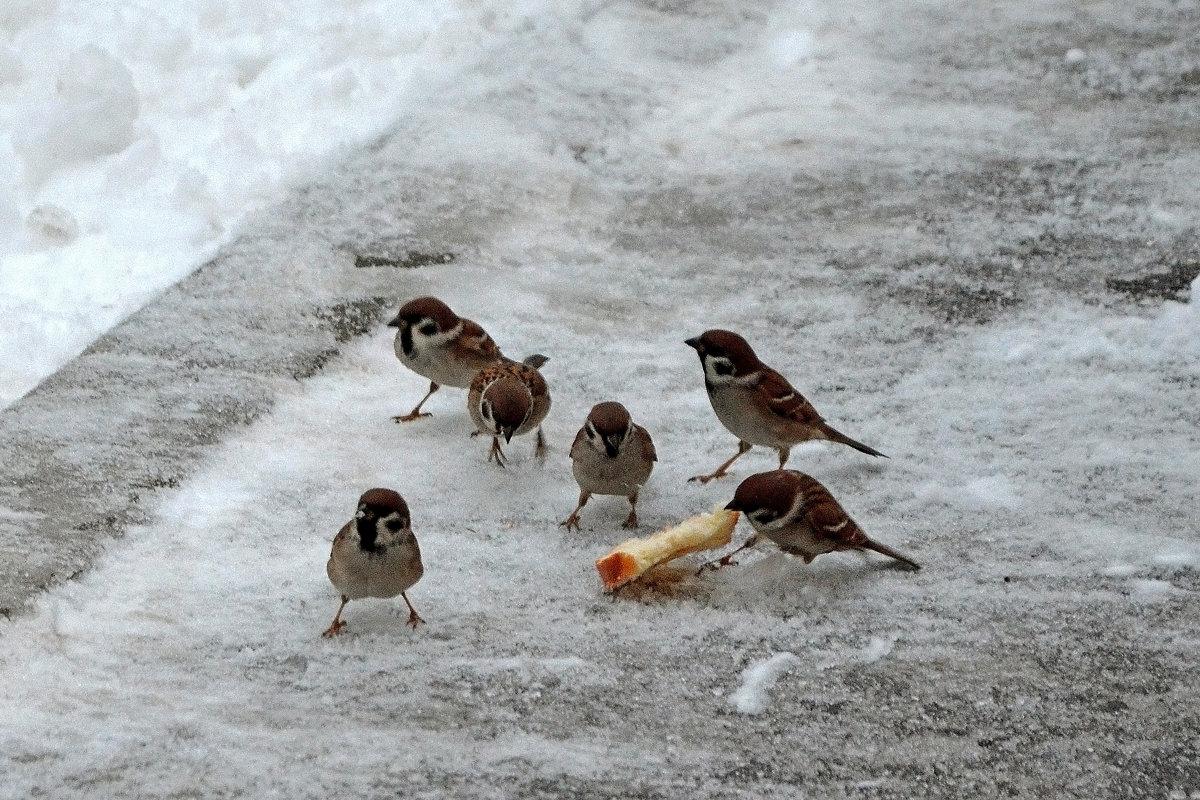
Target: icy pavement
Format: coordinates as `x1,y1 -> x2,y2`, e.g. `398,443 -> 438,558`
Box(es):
2,0 -> 1199,797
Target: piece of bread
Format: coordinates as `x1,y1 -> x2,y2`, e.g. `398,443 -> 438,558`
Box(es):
595,508 -> 740,591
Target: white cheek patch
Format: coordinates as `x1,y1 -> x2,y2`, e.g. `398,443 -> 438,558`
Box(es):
761,514 -> 793,532
703,356 -> 736,383
754,491 -> 809,532
413,319 -> 462,350
749,510 -> 776,527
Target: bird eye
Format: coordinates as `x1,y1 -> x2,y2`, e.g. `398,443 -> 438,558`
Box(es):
418,321 -> 438,336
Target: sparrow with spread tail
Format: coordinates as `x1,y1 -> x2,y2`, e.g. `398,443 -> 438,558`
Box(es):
468,360 -> 551,465
387,296 -> 507,422
560,401 -> 657,530
323,488 -> 425,637
685,329 -> 885,483
705,469 -> 920,571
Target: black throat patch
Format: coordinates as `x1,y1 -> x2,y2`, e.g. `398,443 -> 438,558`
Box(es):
356,517 -> 380,552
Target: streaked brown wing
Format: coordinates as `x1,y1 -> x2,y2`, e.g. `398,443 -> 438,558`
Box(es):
634,424 -> 657,462
522,364 -> 549,399
804,490 -> 869,549
470,364 -> 505,390
759,368 -> 824,425
460,318 -> 503,361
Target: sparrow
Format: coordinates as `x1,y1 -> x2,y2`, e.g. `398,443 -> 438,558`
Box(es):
387,296 -> 506,422
468,360 -> 551,465
323,488 -> 425,637
706,469 -> 920,571
560,401 -> 657,530
685,329 -> 885,483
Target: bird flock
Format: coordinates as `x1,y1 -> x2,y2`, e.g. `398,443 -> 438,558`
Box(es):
322,295 -> 921,637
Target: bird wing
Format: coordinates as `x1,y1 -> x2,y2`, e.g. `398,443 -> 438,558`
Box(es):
804,490 -> 869,548
758,367 -> 824,426
569,426 -> 588,457
634,424 -> 658,462
331,520 -> 354,554
521,363 -> 549,399
460,318 -> 504,361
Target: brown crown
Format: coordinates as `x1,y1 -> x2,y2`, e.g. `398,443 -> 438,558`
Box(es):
587,401 -> 632,435
690,329 -> 762,373
357,488 -> 410,516
394,296 -> 460,330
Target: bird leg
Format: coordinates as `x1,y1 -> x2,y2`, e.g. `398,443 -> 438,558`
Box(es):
393,382 -> 439,422
622,492 -> 640,529
560,490 -> 591,530
535,427 -> 548,462
488,435 -> 508,466
689,441 -> 752,484
321,595 -> 350,638
402,592 -> 425,628
697,535 -> 760,574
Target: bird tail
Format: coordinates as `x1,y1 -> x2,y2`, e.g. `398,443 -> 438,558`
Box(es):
822,424 -> 888,458
863,539 -> 921,570
521,353 -> 549,369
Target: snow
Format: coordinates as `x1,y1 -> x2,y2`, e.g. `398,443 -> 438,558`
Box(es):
731,652 -> 800,715
0,0 -> 533,408
1,0 -> 1199,795
732,636 -> 899,715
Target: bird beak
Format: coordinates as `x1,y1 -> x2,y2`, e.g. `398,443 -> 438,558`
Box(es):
503,429 -> 514,444
684,337 -> 702,353
604,438 -> 620,459
387,314 -> 405,329
724,499 -> 740,511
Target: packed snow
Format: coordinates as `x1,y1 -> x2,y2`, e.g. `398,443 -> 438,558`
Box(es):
2,0 -> 1199,796
731,652 -> 800,715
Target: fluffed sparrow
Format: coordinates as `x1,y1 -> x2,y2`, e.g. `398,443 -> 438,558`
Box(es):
323,488 -> 425,637
685,329 -> 885,483
706,469 -> 919,570
468,360 -> 552,465
560,401 -> 657,530
387,296 -> 506,422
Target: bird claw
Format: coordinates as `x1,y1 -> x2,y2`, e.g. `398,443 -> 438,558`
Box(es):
321,620 -> 347,638
688,472 -> 723,484
559,513 -> 581,531
406,611 -> 425,629
392,411 -> 431,423
696,555 -> 737,575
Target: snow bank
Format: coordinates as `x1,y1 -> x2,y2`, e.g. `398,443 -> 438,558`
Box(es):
0,0 -> 550,407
